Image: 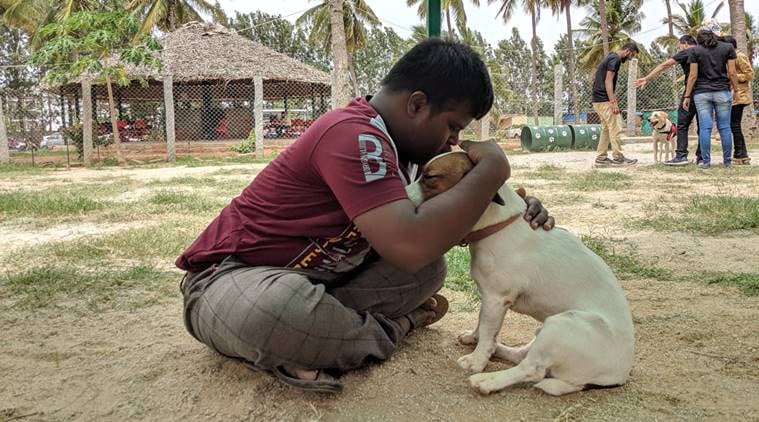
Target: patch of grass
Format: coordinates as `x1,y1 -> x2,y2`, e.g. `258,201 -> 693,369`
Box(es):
0,190 -> 106,217
702,272 -> 759,295
210,167 -> 259,177
146,176 -> 220,187
0,263 -> 177,309
145,190 -> 228,214
549,193 -> 585,206
637,195 -> 759,234
444,247 -> 479,300
0,163 -> 49,176
581,234 -> 673,281
566,171 -> 633,191
522,164 -> 566,180
591,199 -> 617,209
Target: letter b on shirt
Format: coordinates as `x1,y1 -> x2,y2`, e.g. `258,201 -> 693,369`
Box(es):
358,134 -> 387,182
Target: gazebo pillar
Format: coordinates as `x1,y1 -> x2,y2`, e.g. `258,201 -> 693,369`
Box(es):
254,76 -> 263,159
59,89 -> 66,128
164,74 -> 176,163
81,79 -> 94,166
0,95 -> 9,164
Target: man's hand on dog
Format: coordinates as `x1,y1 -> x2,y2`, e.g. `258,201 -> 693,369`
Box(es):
516,187 -> 555,231
459,140 -> 511,183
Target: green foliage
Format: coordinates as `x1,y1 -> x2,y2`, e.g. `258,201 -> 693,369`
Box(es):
0,190 -> 105,217
230,130 -> 257,154
577,0 -> 649,72
353,27 -> 413,95
567,171 -> 633,191
31,10 -> 160,87
703,272 -> 759,296
581,234 -> 674,280
228,10 -> 330,72
295,0 -> 381,55
0,263 -> 175,309
637,195 -> 759,235
62,122 -> 113,159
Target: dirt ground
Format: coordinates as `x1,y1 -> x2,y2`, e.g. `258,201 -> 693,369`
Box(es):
2,142 -> 758,421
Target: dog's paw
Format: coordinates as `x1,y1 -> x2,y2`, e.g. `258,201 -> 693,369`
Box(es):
469,372 -> 503,395
457,353 -> 489,373
458,331 -> 478,346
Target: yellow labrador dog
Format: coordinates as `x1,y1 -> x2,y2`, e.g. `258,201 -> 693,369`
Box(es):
406,151 -> 634,396
648,111 -> 676,163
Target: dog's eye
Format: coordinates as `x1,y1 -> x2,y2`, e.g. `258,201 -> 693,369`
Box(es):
423,174 -> 440,180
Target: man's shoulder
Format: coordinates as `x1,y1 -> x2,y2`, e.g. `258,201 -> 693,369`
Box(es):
672,48 -> 692,62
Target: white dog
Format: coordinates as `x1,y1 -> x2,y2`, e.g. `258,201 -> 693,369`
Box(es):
406,152 -> 635,396
648,111 -> 676,163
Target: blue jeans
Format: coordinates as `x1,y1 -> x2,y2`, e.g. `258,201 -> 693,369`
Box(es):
693,90 -> 732,165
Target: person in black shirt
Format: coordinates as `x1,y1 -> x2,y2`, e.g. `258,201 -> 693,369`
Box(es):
683,29 -> 739,169
591,43 -> 639,166
635,35 -> 701,165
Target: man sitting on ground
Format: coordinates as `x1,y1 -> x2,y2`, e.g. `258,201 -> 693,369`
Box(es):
176,39 -> 555,393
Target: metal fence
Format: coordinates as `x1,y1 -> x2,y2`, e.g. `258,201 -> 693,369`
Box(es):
1,59 -> 757,166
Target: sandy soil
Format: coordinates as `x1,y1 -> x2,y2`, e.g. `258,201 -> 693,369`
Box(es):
2,143 -> 758,421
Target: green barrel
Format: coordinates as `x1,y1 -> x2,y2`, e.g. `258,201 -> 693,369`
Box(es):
520,125 -> 573,152
570,124 -> 602,150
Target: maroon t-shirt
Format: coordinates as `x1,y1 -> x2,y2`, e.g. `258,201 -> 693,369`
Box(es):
176,97 -> 412,273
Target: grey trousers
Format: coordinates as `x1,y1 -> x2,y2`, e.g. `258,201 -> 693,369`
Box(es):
180,254 -> 446,371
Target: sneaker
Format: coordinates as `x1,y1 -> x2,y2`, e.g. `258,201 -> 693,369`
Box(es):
697,162 -> 710,169
611,156 -> 638,165
664,156 -> 689,166
594,157 -> 614,167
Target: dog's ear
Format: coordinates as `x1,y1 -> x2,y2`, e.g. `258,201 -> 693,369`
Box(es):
492,192 -> 506,206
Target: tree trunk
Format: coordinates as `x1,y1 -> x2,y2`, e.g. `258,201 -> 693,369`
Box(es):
446,8 -> 453,36
329,0 -> 353,109
728,0 -> 752,142
105,75 -> 124,164
599,0 -> 609,56
565,6 -> 578,123
665,0 -> 673,37
728,0 -> 748,54
530,7 -> 538,125
167,0 -> 177,31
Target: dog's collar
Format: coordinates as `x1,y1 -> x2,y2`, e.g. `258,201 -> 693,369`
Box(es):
459,213 -> 521,246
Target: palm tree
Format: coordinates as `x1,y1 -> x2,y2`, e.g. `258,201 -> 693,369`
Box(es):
328,0 -> 352,108
127,0 -> 227,34
296,0 -> 380,97
598,0 -> 609,55
406,0 -> 481,37
727,0 -> 747,53
671,0 -> 724,37
488,0 -> 543,124
577,0 -> 646,72
545,0 -> 590,123
0,0 -> 101,38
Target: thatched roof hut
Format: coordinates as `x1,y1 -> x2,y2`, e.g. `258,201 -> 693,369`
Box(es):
57,21 -> 331,101
55,22 -> 332,141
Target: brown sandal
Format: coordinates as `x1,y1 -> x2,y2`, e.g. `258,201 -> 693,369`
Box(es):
420,293 -> 449,327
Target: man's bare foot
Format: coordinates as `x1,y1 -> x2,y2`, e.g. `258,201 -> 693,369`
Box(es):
283,366 -> 318,380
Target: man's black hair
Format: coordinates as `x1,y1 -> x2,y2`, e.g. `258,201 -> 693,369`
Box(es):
679,35 -> 697,46
621,42 -> 640,53
381,38 -> 494,119
721,35 -> 737,48
696,30 -> 719,48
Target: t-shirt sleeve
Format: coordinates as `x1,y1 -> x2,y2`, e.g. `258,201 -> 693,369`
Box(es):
726,44 -> 737,60
672,49 -> 688,64
310,120 -> 408,220
687,47 -> 700,64
606,55 -> 620,72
